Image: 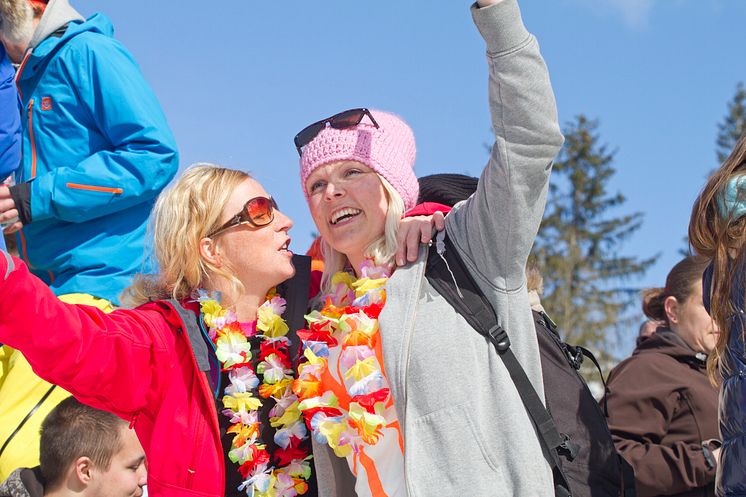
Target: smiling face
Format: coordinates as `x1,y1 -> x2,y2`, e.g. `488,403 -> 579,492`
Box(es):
212,177 -> 295,296
305,161 -> 388,272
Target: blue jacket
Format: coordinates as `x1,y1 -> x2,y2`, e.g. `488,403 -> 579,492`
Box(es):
0,46 -> 21,180
704,261 -> 746,497
0,45 -> 22,253
14,13 -> 178,304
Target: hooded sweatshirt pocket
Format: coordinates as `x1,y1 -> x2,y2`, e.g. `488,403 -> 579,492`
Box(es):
406,403 -> 504,496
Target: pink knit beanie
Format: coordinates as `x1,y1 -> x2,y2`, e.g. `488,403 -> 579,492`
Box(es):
299,109 -> 419,210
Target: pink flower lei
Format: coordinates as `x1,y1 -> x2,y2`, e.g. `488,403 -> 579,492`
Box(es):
195,289 -> 311,497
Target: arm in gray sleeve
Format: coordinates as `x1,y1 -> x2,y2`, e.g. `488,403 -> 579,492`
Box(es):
446,0 -> 564,292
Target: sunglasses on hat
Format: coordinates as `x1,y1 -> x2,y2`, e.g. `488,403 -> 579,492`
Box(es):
207,196 -> 278,238
294,108 -> 379,156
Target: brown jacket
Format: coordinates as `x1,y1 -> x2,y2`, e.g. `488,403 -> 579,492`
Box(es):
605,329 -> 719,497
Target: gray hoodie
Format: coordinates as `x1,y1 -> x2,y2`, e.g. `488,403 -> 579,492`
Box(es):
28,0 -> 83,50
312,1 -> 564,496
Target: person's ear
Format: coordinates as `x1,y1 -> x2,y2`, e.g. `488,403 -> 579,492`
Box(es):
664,296 -> 680,326
199,237 -> 222,267
74,456 -> 94,485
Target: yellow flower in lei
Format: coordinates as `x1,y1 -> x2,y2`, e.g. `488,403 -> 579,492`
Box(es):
257,295 -> 290,338
331,271 -> 357,288
295,261 -> 395,460
352,276 -> 387,300
223,391 -> 263,412
195,290 -> 310,497
201,298 -> 227,328
270,400 -> 302,428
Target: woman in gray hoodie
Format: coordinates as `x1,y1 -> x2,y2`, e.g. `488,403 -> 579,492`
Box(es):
292,1 -> 563,495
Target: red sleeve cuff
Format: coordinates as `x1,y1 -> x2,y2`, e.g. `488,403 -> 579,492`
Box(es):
404,202 -> 452,218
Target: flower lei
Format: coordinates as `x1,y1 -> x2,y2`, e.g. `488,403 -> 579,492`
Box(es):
293,261 -> 392,459
196,289 -> 311,497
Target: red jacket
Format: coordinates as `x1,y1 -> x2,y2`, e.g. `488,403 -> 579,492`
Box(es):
0,254 -> 225,496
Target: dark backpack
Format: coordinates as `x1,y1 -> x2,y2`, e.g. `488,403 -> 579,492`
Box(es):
533,310 -> 635,497
425,233 -> 635,497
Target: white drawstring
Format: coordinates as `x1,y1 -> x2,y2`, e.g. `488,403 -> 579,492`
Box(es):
435,231 -> 463,299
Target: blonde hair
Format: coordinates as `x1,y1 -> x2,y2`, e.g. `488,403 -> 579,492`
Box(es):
689,133 -> 746,385
318,176 -> 404,294
122,164 -> 251,307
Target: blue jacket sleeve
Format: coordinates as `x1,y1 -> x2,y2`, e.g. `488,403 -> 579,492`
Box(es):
0,46 -> 21,180
29,36 -> 179,223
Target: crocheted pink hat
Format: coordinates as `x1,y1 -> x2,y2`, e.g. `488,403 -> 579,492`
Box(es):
299,109 -> 418,210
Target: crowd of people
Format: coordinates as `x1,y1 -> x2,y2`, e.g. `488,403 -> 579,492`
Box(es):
0,0 -> 743,496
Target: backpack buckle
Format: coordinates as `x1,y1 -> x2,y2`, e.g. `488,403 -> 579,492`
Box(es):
558,433 -> 580,462
488,325 -> 510,352
565,345 -> 584,370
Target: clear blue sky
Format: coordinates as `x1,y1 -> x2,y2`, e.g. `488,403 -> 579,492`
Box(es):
75,0 -> 746,354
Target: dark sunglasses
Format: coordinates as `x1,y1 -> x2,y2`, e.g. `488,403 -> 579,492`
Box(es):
294,108 -> 379,156
207,196 -> 278,238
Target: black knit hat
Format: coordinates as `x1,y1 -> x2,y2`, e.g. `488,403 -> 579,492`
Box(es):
417,173 -> 479,207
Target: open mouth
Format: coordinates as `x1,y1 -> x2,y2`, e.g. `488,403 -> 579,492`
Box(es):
279,240 -> 291,252
330,208 -> 361,225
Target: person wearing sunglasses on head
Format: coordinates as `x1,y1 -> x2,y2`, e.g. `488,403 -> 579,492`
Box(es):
0,164 -> 315,497
292,0 -> 563,496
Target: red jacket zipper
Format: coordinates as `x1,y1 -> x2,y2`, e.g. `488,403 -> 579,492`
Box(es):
169,302 -> 225,492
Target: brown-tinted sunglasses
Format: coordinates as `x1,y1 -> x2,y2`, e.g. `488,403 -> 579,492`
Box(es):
207,196 -> 278,238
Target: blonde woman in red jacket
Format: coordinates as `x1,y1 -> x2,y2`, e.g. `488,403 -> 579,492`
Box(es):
0,164 -> 310,497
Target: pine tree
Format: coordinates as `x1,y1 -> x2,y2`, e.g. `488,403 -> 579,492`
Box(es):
531,115 -> 658,368
717,82 -> 746,164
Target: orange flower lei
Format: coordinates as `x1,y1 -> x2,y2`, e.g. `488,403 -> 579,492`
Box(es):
292,262 -> 392,458
196,290 -> 311,497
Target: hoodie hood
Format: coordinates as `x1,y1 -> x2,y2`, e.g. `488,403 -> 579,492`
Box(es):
634,328 -> 708,370
0,467 -> 44,497
18,9 -> 112,81
27,0 -> 83,50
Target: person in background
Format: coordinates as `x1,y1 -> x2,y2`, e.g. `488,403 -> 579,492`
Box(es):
293,0 -> 563,494
636,319 -> 663,346
0,0 -> 178,478
0,0 -> 178,301
0,396 -> 146,497
689,132 -> 746,497
0,44 -> 21,252
605,256 -> 719,497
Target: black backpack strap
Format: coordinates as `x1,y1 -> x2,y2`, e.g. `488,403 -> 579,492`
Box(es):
576,345 -> 610,417
425,232 -> 572,497
0,383 -> 57,458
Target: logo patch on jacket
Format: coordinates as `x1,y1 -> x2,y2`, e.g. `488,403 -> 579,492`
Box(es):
41,97 -> 53,111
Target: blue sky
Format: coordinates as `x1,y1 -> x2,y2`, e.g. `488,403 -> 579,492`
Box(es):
74,0 -> 746,353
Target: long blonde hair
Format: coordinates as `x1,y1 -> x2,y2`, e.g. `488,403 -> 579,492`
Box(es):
689,133 -> 746,384
318,176 -> 404,294
122,164 -> 251,307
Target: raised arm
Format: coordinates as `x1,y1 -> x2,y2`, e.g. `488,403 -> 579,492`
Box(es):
446,0 -> 563,291
0,253 -> 172,418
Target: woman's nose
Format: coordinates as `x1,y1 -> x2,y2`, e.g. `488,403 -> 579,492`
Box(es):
276,210 -> 293,231
323,180 -> 344,200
